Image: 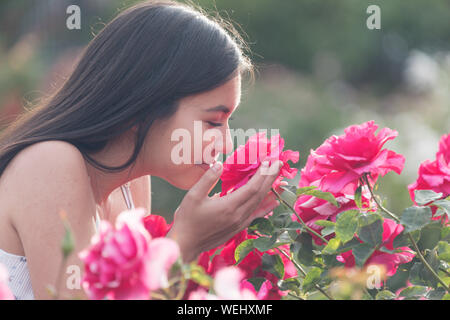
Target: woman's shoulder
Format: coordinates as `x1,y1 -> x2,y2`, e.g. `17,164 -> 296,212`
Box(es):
2,140 -> 87,179
0,140 -> 93,205
8,140 -> 85,170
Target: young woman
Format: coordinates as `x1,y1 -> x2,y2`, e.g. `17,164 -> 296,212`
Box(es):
0,1 -> 282,299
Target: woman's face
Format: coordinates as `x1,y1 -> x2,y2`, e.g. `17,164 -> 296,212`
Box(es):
142,75 -> 241,189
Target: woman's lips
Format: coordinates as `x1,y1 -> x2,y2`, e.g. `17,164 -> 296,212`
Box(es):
196,162 -> 211,171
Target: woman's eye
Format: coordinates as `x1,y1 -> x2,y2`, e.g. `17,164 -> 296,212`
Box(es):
206,121 -> 223,127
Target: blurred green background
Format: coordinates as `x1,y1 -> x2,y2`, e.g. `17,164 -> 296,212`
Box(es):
0,0 -> 449,222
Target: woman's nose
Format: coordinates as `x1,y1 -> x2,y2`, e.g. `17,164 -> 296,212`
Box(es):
223,130 -> 234,155
209,129 -> 233,160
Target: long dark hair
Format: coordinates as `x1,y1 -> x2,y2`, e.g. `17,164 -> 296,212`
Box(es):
0,0 -> 253,178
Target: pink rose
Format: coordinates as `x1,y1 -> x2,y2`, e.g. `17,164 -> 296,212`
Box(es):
299,121 -> 405,194
143,214 -> 173,238
337,219 -> 415,276
0,264 -> 14,300
408,133 -> 450,203
212,267 -> 258,299
220,132 -> 299,196
189,266 -> 270,300
79,208 -> 180,300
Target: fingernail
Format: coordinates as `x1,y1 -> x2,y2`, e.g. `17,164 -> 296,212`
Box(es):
262,160 -> 269,168
212,161 -> 222,172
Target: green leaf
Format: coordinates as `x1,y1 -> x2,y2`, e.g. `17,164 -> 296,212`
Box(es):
352,243 -> 375,268
314,220 -> 336,228
354,185 -> 363,209
248,217 -> 274,236
426,287 -> 446,300
422,249 -> 440,287
280,187 -> 298,207
322,238 -> 341,255
277,277 -> 301,295
302,267 -> 322,292
442,226 -> 450,241
400,206 -> 432,233
322,253 -> 343,268
414,190 -> 443,206
271,212 -> 292,229
409,262 -> 428,286
254,235 -> 278,252
358,212 -> 383,227
418,222 -> 442,251
321,226 -> 335,237
234,239 -> 255,264
296,186 -> 340,207
290,233 -> 314,266
315,220 -> 336,237
378,247 -> 410,254
334,238 -> 361,254
246,277 -> 266,291
437,241 -> 450,262
358,219 -> 383,247
261,253 -> 285,279
295,186 -> 319,195
431,199 -> 450,219
399,285 -> 428,298
335,210 -> 360,243
376,290 -> 397,300
393,229 -> 421,248
283,221 -> 302,231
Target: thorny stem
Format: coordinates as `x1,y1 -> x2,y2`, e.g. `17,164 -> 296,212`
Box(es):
271,188 -> 329,244
362,173 -> 449,293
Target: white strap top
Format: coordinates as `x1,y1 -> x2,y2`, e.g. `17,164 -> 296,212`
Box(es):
0,183 -> 135,300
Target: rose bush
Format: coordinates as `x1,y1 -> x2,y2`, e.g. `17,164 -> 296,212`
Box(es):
4,120 -> 446,300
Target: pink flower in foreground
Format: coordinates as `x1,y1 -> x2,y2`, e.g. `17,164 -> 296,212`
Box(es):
220,132 -> 299,196
299,121 -> 405,194
79,208 -> 180,300
337,219 -> 415,277
189,266 -> 271,300
408,133 -> 450,203
0,264 -> 14,300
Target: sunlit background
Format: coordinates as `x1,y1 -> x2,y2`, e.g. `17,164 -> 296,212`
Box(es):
0,0 -> 449,221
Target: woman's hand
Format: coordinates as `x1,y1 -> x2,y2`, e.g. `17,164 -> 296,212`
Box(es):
166,160 -> 284,263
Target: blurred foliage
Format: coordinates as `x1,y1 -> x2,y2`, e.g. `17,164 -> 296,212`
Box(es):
0,0 -> 449,221
190,0 -> 450,93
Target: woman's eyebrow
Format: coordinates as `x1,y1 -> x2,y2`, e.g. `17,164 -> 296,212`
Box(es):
204,105 -> 230,114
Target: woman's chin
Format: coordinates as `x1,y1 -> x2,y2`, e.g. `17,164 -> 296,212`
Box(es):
166,166 -> 209,190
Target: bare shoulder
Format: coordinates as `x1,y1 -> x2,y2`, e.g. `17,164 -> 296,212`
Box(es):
0,140 -> 95,221
5,140 -> 86,173
2,140 -> 88,185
